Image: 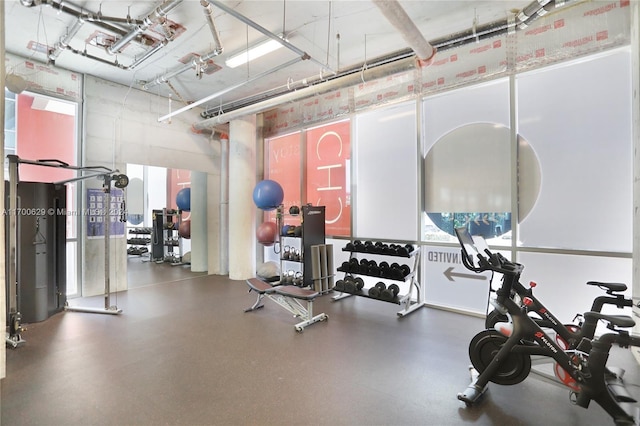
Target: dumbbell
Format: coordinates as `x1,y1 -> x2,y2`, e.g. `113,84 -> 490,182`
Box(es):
349,258 -> 360,272
344,276 -> 365,293
368,282 -> 386,298
379,261 -> 390,277
334,279 -> 345,292
367,260 -> 380,276
293,271 -> 303,286
389,263 -> 404,280
381,284 -> 400,301
401,264 -> 411,277
396,245 -> 409,256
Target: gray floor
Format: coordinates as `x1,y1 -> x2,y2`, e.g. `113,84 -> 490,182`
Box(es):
2,266 -> 639,425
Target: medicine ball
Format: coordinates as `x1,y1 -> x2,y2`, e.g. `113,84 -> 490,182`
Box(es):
256,221 -> 278,246
289,205 -> 300,215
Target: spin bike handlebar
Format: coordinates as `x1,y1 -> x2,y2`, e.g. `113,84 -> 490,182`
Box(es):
460,247 -> 524,276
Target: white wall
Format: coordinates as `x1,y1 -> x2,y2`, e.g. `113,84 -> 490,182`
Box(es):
83,76 -> 221,296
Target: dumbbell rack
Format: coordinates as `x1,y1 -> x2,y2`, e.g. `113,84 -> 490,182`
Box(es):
332,241 -> 426,317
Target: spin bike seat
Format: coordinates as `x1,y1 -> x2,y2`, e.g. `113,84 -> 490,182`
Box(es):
583,312 -> 635,329
586,281 -> 627,293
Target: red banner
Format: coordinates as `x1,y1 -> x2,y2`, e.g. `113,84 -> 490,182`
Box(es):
266,132 -> 301,224
306,121 -> 351,236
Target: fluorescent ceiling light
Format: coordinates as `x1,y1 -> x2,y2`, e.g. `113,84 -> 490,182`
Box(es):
225,37 -> 285,69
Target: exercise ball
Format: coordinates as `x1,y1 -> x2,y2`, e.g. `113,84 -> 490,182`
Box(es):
257,221 -> 277,246
178,220 -> 191,239
252,180 -> 284,211
176,188 -> 191,211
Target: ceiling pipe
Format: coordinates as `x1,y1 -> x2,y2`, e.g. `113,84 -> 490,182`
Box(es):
158,57 -> 304,122
193,55 -> 417,130
106,0 -> 183,55
201,0 -> 224,51
20,0 -> 144,37
142,0 -> 225,90
194,0 -> 573,128
142,47 -> 223,89
206,0 -> 335,75
371,0 -> 436,64
129,39 -> 169,69
49,16 -> 85,61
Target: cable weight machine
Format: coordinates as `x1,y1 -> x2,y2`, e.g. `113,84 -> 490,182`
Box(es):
6,155 -> 129,348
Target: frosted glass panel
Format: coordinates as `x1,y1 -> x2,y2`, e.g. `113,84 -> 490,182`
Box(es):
517,49 -> 632,251
423,79 -> 510,155
517,252 -> 632,334
422,79 -> 510,243
354,102 -> 418,241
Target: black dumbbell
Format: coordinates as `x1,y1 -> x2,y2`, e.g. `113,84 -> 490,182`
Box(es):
401,264 -> 411,277
334,279 -> 345,292
344,276 -> 365,293
396,245 -> 409,256
349,258 -> 360,272
367,260 -> 380,276
381,284 -> 400,301
379,261 -> 390,277
368,282 -> 386,298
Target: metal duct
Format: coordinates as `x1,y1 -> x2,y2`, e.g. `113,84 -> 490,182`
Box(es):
192,55 -> 417,131
142,0 -> 224,89
49,17 -> 85,61
193,0 -> 573,129
20,0 -> 142,37
372,0 -> 435,62
106,0 -> 183,55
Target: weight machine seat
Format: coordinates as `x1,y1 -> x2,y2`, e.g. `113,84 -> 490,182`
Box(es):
586,281 -> 627,293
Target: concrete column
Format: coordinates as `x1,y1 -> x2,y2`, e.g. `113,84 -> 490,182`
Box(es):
228,116 -> 256,279
190,171 -> 208,272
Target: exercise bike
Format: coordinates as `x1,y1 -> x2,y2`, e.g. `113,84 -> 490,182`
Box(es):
454,226 -> 640,425
483,257 -> 633,350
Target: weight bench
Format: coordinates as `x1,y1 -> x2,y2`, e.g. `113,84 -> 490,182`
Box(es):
244,278 -> 328,332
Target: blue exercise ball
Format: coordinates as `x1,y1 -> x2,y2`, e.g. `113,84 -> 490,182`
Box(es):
176,188 -> 191,211
253,180 -> 284,211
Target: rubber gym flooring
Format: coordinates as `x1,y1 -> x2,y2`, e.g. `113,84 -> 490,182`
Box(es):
2,269 -> 639,425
